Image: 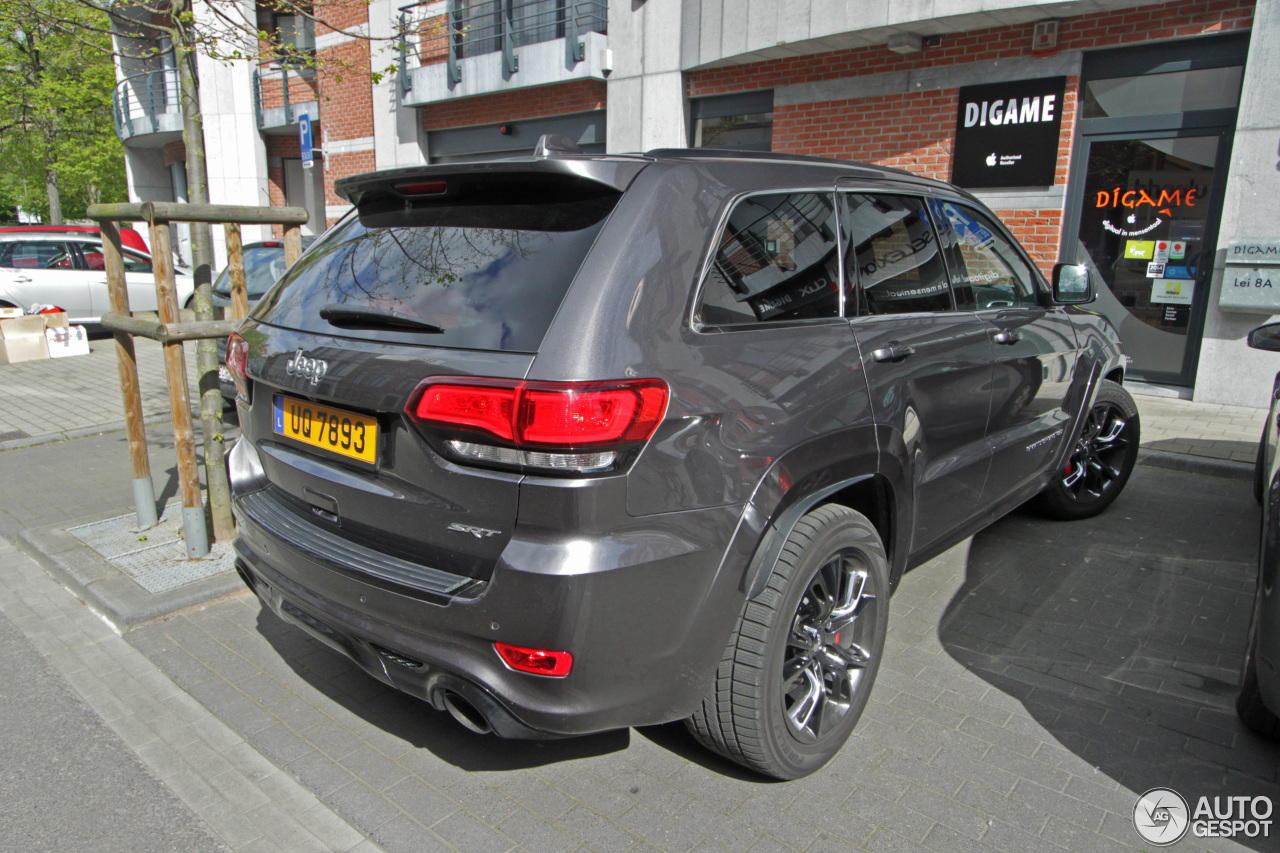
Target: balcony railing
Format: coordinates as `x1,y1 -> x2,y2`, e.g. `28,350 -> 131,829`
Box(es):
112,69 -> 183,141
252,60 -> 320,130
398,0 -> 606,90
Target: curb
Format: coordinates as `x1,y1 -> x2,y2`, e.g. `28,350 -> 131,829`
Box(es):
1138,448 -> 1253,480
0,413 -> 176,453
13,520 -> 244,631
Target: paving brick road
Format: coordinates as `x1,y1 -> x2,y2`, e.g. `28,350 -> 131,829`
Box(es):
120,464 -> 1280,853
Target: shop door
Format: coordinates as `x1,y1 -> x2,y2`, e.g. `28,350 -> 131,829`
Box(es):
1062,35 -> 1246,387
1071,131 -> 1230,384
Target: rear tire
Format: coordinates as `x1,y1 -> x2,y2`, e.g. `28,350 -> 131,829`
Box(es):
686,504 -> 889,780
1237,600 -> 1280,736
1034,379 -> 1139,520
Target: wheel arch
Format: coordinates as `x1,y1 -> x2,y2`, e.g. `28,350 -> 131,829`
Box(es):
738,443 -> 903,601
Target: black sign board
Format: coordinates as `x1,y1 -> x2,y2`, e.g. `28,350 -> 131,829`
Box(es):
951,76 -> 1066,189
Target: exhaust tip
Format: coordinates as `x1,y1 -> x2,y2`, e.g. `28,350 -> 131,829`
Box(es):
441,691 -> 493,735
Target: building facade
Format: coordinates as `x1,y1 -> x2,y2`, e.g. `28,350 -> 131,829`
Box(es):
111,0 -> 1280,407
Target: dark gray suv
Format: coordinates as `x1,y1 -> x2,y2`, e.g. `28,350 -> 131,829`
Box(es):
226,141 -> 1137,779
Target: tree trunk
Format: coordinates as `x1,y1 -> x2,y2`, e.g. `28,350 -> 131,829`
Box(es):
172,14 -> 234,543
45,167 -> 62,225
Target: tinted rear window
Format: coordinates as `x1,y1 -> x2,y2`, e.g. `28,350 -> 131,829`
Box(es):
252,178 -> 617,352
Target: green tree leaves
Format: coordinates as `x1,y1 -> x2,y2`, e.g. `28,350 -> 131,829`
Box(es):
0,0 -> 126,223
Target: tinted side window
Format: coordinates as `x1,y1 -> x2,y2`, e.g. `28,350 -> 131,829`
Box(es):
0,241 -> 73,270
696,192 -> 841,326
932,201 -> 1040,309
840,194 -> 952,315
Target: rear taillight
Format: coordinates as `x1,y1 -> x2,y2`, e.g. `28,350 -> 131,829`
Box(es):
495,642 -> 573,677
226,333 -> 249,397
406,378 -> 668,474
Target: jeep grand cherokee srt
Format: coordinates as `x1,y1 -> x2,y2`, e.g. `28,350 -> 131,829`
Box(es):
226,138 -> 1136,779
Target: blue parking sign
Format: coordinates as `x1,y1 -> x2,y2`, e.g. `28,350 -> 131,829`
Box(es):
299,113 -> 313,169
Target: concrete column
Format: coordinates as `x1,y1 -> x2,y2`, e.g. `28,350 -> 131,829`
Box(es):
1194,0 -> 1280,407
194,0 -> 272,263
169,161 -> 191,266
606,0 -> 687,153
369,0 -> 428,170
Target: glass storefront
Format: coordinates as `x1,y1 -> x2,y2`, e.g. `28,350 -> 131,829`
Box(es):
1074,136 -> 1220,380
1064,36 -> 1246,386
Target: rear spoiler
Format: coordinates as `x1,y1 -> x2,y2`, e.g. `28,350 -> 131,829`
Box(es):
336,145 -> 651,206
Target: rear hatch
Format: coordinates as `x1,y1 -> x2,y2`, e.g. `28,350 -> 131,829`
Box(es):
234,159 -> 644,585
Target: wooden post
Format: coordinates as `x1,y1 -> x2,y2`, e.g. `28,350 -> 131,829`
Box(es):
283,223 -> 303,266
101,222 -> 158,530
223,223 -> 249,320
150,220 -> 209,558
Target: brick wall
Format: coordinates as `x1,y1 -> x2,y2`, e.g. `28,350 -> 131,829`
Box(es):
421,79 -> 605,131
415,14 -> 449,67
162,141 -> 186,167
688,0 -> 1253,271
314,5 -> 376,226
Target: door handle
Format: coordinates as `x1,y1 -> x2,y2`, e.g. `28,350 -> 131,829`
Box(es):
871,342 -> 915,363
993,330 -> 1023,345
11,275 -> 30,283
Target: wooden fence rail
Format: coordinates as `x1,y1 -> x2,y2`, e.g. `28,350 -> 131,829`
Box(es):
87,202 -> 308,558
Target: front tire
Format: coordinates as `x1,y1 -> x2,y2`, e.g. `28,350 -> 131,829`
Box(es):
1034,379 -> 1139,520
686,504 -> 889,780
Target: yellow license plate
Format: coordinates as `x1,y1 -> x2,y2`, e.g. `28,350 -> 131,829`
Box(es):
273,395 -> 377,464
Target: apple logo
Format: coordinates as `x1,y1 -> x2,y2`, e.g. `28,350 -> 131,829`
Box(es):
985,153 -> 997,167
1126,214 -> 1137,224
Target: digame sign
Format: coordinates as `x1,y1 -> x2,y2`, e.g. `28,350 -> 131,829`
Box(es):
952,76 -> 1066,189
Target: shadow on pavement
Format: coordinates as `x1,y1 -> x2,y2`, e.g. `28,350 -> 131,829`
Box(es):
254,605 -> 631,772
938,465 -> 1280,851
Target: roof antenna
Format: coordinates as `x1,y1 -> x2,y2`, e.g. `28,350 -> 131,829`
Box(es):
534,133 -> 585,158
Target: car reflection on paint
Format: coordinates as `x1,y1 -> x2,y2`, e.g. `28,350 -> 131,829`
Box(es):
1238,321 -> 1280,735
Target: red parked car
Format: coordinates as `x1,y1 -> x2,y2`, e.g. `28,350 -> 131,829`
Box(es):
0,225 -> 150,254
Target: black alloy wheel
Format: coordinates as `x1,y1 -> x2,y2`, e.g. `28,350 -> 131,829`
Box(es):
686,504 -> 890,780
782,552 -> 878,744
1035,379 -> 1140,520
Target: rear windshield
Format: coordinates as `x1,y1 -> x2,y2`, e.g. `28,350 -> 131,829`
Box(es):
252,178 -> 618,352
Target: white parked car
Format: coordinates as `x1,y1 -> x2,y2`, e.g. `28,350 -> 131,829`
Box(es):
0,232 -> 194,326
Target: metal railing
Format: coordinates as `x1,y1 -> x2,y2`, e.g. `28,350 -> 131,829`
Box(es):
252,59 -> 319,129
112,68 -> 182,140
398,0 -> 605,90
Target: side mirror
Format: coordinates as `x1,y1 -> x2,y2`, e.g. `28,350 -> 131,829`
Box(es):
1247,322 -> 1280,352
1052,263 -> 1095,304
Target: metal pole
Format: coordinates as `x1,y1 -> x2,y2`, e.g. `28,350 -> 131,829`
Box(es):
150,220 -> 209,558
101,221 -> 158,530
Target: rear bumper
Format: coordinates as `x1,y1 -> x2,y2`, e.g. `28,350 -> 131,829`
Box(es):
231,489 -> 748,736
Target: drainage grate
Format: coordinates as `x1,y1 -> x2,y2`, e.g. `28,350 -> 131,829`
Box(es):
67,505 -> 235,594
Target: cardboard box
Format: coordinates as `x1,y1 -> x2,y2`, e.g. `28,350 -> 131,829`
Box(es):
45,324 -> 89,358
0,316 -> 50,363
39,311 -> 67,329
0,307 -> 22,321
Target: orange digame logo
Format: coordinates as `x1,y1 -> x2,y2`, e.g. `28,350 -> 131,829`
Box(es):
1095,187 -> 1199,217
